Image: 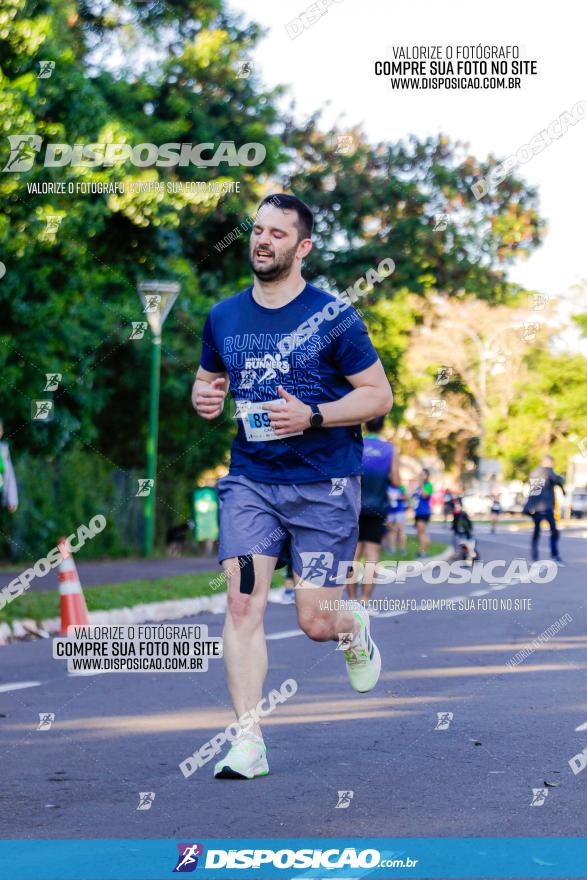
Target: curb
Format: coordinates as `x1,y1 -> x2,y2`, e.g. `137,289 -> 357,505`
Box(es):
1,592 -> 228,643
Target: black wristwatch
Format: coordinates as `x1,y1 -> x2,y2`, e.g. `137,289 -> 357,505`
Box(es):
309,403 -> 324,428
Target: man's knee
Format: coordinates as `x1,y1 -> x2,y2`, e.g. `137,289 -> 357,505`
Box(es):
298,610 -> 335,641
226,590 -> 263,628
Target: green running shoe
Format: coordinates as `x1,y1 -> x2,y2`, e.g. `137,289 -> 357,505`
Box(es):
214,734 -> 269,780
344,602 -> 381,693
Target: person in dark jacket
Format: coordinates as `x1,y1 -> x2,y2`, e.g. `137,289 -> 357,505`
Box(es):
524,455 -> 565,565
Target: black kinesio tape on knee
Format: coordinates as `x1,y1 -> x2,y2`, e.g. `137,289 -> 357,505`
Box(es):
238,555 -> 255,594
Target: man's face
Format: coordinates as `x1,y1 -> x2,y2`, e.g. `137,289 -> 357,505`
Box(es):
249,204 -> 310,281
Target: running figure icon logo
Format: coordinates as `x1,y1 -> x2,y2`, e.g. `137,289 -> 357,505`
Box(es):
136,792 -> 155,811
2,135 -> 43,172
335,790 -> 354,809
44,373 -> 62,391
173,843 -> 204,872
335,135 -> 355,155
336,632 -> 354,651
435,366 -> 453,386
530,788 -> 548,807
136,478 -> 154,497
31,400 -> 54,421
299,551 -> 334,586
143,294 -> 161,313
329,478 -> 347,496
433,213 -> 449,231
37,61 -> 55,79
435,712 -> 453,731
129,321 -> 148,340
37,713 -> 55,731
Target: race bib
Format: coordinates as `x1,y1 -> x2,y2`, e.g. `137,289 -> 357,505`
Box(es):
236,399 -> 303,442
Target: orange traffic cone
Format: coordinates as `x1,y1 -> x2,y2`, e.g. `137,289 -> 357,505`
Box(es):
58,537 -> 89,635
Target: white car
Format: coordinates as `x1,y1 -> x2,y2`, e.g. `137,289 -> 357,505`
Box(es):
570,488 -> 587,518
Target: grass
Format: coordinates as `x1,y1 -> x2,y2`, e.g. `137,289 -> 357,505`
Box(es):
0,535 -> 447,626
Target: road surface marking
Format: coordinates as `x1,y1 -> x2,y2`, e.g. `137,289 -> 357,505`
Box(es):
266,629 -> 304,640
575,721 -> 587,732
0,681 -> 42,693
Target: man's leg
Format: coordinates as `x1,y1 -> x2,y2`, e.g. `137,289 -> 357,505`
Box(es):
387,521 -> 396,553
295,580 -> 381,693
222,554 -> 277,737
348,542 -> 363,600
360,540 -> 381,603
531,514 -> 542,561
295,583 -> 358,643
416,519 -> 428,555
545,510 -> 560,559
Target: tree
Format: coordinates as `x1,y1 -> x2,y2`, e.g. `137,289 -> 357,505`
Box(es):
404,296 -> 556,479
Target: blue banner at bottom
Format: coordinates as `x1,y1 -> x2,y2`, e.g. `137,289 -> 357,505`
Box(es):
1,838 -> 586,879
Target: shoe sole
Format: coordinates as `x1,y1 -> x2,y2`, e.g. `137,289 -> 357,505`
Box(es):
354,642 -> 382,693
347,609 -> 382,693
214,767 -> 269,780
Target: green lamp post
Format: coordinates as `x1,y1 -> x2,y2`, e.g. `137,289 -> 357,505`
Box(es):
137,280 -> 180,556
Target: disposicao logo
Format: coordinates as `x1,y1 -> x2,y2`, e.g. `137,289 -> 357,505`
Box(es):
2,136 -> 266,171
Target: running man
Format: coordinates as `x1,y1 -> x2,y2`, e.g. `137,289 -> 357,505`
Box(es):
193,193 -> 393,779
413,468 -> 433,558
350,416 -> 399,605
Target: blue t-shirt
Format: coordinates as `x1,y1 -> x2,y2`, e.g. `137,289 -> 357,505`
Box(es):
361,436 -> 393,516
414,481 -> 433,516
200,283 -> 379,484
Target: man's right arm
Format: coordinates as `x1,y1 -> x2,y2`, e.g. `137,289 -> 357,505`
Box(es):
192,368 -> 228,420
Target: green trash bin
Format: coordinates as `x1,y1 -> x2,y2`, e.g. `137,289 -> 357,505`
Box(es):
192,487 -> 219,544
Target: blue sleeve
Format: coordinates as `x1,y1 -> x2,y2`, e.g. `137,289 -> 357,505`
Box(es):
200,312 -> 225,373
331,310 -> 379,376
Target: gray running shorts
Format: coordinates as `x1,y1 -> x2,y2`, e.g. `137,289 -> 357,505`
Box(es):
217,473 -> 360,587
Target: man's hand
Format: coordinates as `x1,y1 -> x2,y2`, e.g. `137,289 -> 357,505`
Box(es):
8,504 -> 17,513
263,385 -> 312,436
194,377 -> 227,420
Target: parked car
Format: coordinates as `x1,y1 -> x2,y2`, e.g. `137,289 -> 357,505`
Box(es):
461,492 -> 492,517
570,488 -> 587,518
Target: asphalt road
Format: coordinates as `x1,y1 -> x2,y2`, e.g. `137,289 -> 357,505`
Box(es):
1,526 -> 586,844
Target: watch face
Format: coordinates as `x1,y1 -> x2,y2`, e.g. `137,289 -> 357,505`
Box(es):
311,411 -> 323,427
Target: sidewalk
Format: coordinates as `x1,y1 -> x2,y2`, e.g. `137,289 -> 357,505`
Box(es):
0,554 -> 221,593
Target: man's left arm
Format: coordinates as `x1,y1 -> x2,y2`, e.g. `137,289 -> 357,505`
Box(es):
264,360 -> 392,435
551,469 -> 566,493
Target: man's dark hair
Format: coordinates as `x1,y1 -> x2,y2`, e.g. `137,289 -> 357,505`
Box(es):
365,416 -> 385,433
257,193 -> 314,241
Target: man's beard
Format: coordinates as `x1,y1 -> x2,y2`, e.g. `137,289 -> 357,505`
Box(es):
249,242 -> 298,281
